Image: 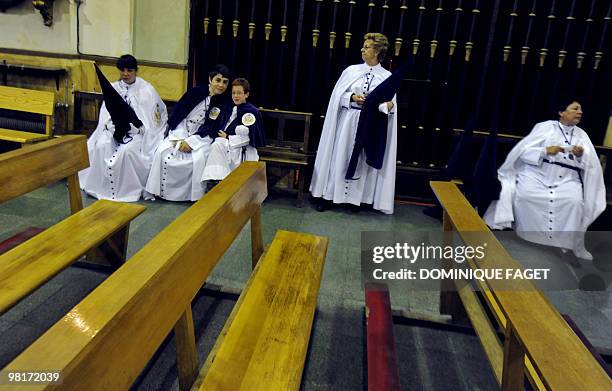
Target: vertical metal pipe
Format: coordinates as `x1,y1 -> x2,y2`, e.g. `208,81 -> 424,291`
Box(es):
366,1 -> 375,32
412,0 -> 426,56
345,0 -> 356,50
393,0 -> 407,57
538,0 -> 557,67
290,0 -> 306,107
575,0 -> 596,69
380,0 -> 389,33
329,0 -> 340,49
464,0 -> 480,62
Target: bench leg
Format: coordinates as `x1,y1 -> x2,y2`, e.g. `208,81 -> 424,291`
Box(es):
67,173 -> 83,214
175,306 -> 198,391
439,212 -> 467,322
83,224 -> 130,270
251,205 -> 264,269
501,324 -> 525,390
296,168 -> 305,208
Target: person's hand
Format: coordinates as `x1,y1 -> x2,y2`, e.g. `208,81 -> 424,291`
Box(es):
572,145 -> 584,157
386,101 -> 394,111
218,130 -> 228,139
178,141 -> 192,153
351,94 -> 366,106
546,146 -> 564,155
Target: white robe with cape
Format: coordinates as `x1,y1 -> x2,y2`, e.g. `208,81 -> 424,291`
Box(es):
201,107 -> 259,181
484,120 -> 606,256
79,77 -> 167,202
146,97 -> 212,201
310,63 -> 398,214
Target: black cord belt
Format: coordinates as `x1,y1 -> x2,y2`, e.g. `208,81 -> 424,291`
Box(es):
542,158 -> 581,173
543,158 -> 583,185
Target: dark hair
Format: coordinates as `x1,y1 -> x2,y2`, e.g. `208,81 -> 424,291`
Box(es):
557,99 -> 580,114
209,64 -> 230,80
116,54 -> 138,70
232,78 -> 250,94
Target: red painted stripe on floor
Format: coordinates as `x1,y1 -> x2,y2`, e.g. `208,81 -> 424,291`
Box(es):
0,227 -> 45,255
365,282 -> 401,391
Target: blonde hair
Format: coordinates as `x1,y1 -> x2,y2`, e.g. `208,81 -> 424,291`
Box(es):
363,33 -> 389,61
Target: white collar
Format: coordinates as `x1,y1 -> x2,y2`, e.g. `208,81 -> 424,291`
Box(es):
558,121 -> 575,132
363,62 -> 382,71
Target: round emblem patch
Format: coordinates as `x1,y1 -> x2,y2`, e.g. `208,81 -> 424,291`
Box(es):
209,107 -> 221,120
242,113 -> 256,126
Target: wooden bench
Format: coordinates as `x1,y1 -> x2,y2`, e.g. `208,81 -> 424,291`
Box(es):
0,162 -> 267,389
430,181 -> 612,390
258,108 -> 313,207
193,229 -> 328,390
0,85 -> 55,144
3,162 -> 328,390
0,135 -> 145,313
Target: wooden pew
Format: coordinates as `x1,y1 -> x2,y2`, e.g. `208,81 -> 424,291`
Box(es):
258,108 -> 313,207
193,229 -> 328,390
2,162 -> 268,390
0,135 -> 145,313
0,135 -> 87,213
430,181 -> 612,391
0,85 -> 55,144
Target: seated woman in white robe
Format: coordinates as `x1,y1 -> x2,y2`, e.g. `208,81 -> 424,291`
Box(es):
310,33 -> 397,214
201,78 -> 265,182
79,55 -> 167,202
146,64 -> 230,201
484,101 -> 606,260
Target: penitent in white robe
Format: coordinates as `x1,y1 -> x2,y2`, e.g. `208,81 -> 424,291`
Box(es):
484,120 -> 606,258
201,106 -> 259,181
310,63 -> 398,214
79,77 -> 167,202
146,97 -> 213,201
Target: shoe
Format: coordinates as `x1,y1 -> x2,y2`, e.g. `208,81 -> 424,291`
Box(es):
347,204 -> 361,213
315,198 -> 330,212
206,180 -> 220,192
573,248 -> 593,261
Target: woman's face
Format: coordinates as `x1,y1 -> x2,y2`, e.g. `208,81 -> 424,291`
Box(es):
559,101 -> 583,126
209,74 -> 230,96
361,39 -> 379,64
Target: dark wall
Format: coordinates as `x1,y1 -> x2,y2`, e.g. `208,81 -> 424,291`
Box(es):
189,0 -> 612,167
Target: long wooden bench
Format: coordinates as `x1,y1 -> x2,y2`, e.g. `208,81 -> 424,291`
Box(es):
1,162 -> 328,390
0,135 -> 145,313
0,85 -> 55,144
430,181 -> 612,390
0,162 -> 266,389
192,229 -> 328,390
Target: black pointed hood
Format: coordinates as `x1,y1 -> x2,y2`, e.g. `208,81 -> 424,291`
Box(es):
94,63 -> 143,144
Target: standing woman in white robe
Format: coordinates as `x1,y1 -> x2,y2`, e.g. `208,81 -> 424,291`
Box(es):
310,33 -> 398,214
484,101 -> 606,260
79,55 -> 167,202
145,65 -> 230,201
